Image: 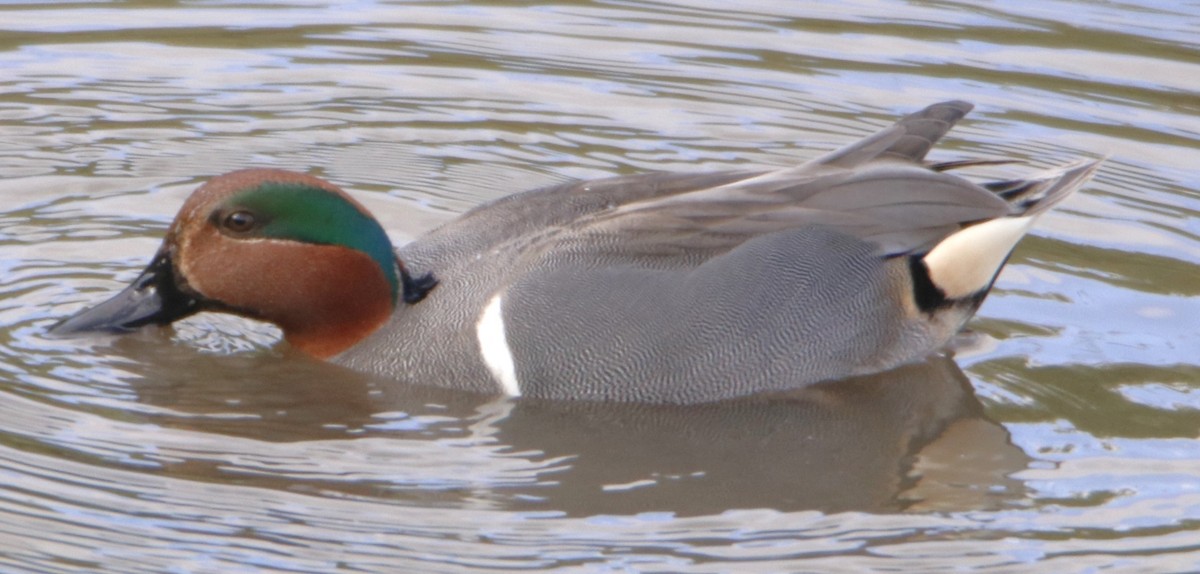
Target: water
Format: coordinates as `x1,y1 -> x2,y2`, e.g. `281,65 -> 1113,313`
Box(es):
1,1 -> 1198,571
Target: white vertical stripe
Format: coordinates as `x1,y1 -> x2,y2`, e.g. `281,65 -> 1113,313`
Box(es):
476,294 -> 521,397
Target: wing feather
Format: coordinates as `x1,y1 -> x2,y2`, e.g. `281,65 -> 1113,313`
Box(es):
469,101 -> 1035,270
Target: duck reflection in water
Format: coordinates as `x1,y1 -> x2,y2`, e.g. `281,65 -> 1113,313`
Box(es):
94,335 -> 1027,516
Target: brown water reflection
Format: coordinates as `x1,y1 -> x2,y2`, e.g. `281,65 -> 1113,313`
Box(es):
59,333 -> 1026,516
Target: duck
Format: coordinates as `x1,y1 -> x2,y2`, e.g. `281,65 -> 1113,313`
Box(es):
49,101 -> 1100,403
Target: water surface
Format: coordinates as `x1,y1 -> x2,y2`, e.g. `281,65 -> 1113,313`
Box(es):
1,1 -> 1198,572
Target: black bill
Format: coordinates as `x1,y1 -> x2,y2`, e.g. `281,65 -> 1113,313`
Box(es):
47,249 -> 202,337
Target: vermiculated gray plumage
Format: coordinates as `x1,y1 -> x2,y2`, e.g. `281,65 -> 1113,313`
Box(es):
334,101 -> 1100,402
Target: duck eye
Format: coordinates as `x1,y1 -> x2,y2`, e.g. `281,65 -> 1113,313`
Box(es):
222,210 -> 257,233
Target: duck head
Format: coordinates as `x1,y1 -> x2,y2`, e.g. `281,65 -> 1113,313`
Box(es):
49,169 -> 435,358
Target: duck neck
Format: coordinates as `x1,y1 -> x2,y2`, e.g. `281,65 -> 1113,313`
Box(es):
273,248 -> 405,359
281,295 -> 393,360
279,255 -> 437,359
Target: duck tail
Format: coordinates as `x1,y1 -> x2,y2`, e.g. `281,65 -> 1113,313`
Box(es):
986,158 -> 1104,217
919,159 -> 1102,301
807,100 -> 975,168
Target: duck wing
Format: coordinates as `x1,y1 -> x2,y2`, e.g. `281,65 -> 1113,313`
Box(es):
539,100 -> 1010,267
